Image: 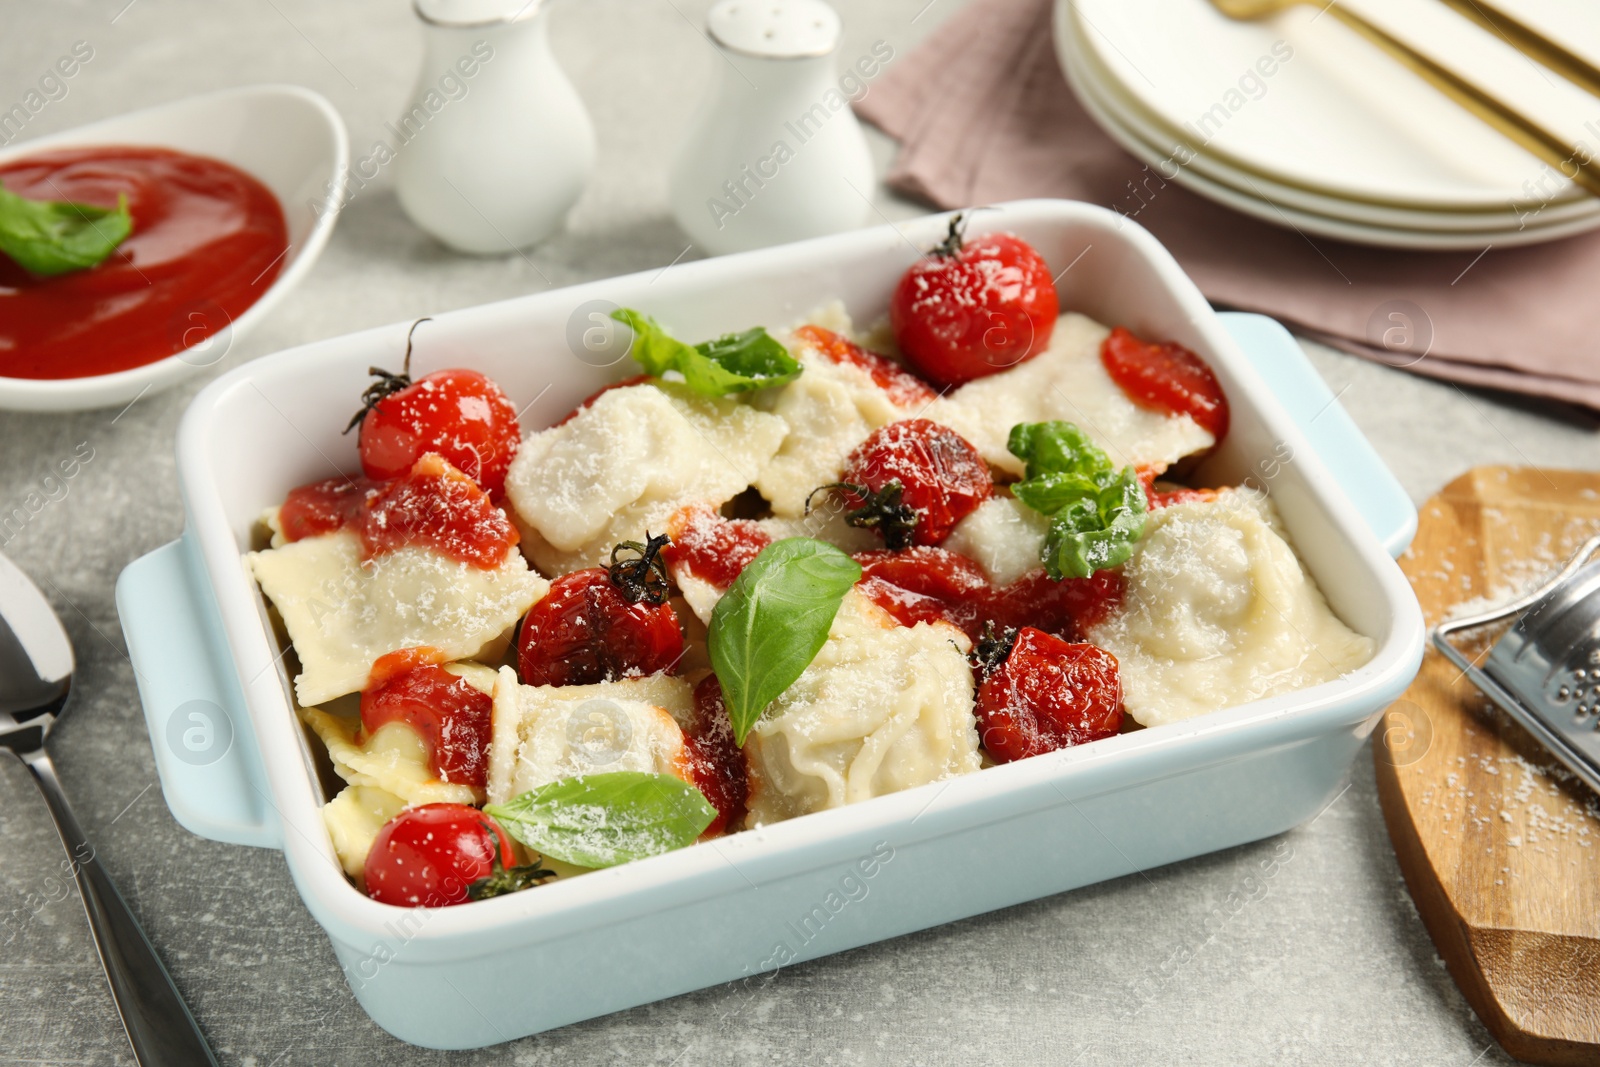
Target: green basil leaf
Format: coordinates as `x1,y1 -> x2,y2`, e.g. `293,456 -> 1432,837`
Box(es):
708,537 -> 862,745
1007,421 -> 1112,485
484,771 -> 717,869
0,187 -> 132,276
1039,465 -> 1147,579
1007,420 -> 1147,579
1010,470 -> 1106,515
611,308 -> 802,395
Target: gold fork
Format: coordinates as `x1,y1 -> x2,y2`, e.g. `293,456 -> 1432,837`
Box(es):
1434,0 -> 1600,101
1207,0 -> 1600,199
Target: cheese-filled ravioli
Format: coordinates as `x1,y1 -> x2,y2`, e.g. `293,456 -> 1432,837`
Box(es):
321,784 -> 407,877
251,532 -> 545,708
754,317 -> 936,517
506,381 -> 787,575
928,312 -> 1214,476
1088,488 -> 1375,727
944,495 -> 1050,587
744,592 -> 981,826
486,667 -> 695,805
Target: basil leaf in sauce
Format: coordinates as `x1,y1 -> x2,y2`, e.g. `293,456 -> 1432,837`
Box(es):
1008,420 -> 1147,580
0,187 -> 132,276
485,771 -> 717,869
611,308 -> 802,395
708,537 -> 862,746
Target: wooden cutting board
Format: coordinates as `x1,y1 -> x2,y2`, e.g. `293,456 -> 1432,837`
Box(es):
1375,467 -> 1600,1066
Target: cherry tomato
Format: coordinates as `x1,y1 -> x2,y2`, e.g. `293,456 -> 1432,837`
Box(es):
517,567 -> 684,687
1100,327 -> 1229,442
361,660 -> 493,789
836,419 -> 992,548
364,803 -> 513,908
683,675 -> 749,836
791,325 -> 936,408
890,224 -> 1058,387
974,627 -> 1123,763
359,369 -> 522,497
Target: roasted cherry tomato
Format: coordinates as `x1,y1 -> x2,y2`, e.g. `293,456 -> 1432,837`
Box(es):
973,626 -> 1123,763
358,369 -> 522,497
348,323 -> 523,497
890,218 -> 1058,387
825,419 -> 992,549
683,675 -> 750,837
518,534 -> 684,687
364,803 -> 513,908
361,659 -> 493,789
1100,327 -> 1229,443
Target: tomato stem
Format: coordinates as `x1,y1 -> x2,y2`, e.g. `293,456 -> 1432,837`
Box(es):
609,531 -> 672,605
806,480 -> 920,551
972,620 -> 1019,678
343,316 -> 432,434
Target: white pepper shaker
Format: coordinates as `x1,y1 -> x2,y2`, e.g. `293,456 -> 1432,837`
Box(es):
394,0 -> 595,254
669,0 -> 877,256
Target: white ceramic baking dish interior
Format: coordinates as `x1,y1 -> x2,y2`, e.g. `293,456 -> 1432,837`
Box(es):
0,84 -> 348,412
117,199 -> 1425,1050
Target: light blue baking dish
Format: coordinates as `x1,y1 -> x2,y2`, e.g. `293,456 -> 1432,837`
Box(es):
116,200 -> 1423,1049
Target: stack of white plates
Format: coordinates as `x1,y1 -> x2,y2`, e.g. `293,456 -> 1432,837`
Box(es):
1054,0 -> 1600,248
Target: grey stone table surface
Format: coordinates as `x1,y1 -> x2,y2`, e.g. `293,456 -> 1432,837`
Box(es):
3,1 -> 1597,1064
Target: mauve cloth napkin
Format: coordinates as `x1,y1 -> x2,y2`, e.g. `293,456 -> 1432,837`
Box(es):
854,0 -> 1600,412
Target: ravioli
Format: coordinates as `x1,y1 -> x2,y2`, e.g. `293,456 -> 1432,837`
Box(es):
928,312 -> 1215,476
321,784 -> 407,877
486,667 -> 694,805
505,381 -> 787,575
744,592 -> 982,826
302,708 -> 481,806
752,348 -> 914,517
1088,489 -> 1376,728
248,530 -> 547,707
944,495 -> 1050,587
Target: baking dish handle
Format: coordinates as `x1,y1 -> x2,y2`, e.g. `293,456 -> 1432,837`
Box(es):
117,535 -> 281,849
1218,312 -> 1416,558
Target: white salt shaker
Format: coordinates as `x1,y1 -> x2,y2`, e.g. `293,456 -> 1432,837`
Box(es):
394,0 -> 595,254
669,0 -> 876,256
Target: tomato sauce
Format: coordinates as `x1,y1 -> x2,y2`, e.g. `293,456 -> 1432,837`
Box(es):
0,145 -> 289,380
360,659 -> 493,788
279,453 -> 519,569
854,546 -> 1124,642
792,324 -> 936,408
1100,326 -> 1229,443
662,504 -> 773,588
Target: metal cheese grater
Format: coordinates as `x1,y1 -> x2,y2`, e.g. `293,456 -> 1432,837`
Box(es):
1434,534 -> 1600,796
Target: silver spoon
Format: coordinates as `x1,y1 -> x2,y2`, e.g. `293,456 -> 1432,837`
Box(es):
0,550 -> 219,1066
